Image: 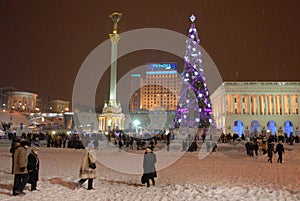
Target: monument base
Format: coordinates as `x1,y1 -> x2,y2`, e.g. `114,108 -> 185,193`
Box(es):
98,101 -> 125,132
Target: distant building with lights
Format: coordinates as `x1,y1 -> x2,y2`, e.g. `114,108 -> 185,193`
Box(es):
7,91 -> 38,113
36,98 -> 70,113
51,99 -> 70,113
130,74 -> 142,112
130,63 -> 181,112
210,82 -> 300,137
0,87 -> 73,129
0,87 -> 16,110
129,63 -> 181,128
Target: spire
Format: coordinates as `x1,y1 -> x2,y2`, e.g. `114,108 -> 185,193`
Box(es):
190,15 -> 196,22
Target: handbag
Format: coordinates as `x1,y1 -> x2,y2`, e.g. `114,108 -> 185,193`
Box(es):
88,155 -> 96,169
141,174 -> 146,184
89,162 -> 96,169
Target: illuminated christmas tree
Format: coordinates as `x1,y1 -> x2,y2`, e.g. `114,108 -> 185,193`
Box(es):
174,15 -> 213,129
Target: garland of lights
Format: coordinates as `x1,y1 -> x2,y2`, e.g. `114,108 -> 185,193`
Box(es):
174,15 -> 213,129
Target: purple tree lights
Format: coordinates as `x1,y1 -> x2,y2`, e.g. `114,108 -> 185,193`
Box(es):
174,15 -> 213,129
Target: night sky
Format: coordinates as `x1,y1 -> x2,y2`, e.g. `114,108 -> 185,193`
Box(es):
1,0 -> 299,108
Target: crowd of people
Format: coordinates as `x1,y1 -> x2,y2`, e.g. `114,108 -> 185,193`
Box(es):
219,132 -> 299,144
6,127 -> 299,196
9,133 -> 158,196
244,134 -> 286,163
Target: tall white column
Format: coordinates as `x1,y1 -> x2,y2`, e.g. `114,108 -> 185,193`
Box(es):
298,95 -> 300,115
223,95 -> 226,116
109,37 -> 120,106
273,95 -> 276,114
264,95 -> 268,115
249,95 -> 252,115
254,95 -> 257,115
232,94 -> 235,114
108,12 -> 122,107
289,95 -> 292,115
17,95 -> 20,109
257,95 -> 260,115
281,95 -> 284,115
25,96 -> 28,112
28,97 -> 31,111
240,95 -> 243,114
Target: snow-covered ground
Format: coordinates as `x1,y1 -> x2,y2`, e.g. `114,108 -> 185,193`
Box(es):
1,140 -> 300,201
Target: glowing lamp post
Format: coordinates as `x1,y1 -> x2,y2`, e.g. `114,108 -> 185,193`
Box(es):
133,120 -> 140,134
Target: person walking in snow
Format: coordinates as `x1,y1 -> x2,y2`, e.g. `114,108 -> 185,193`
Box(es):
275,141 -> 285,163
267,142 -> 275,163
142,147 -> 157,187
77,145 -> 97,190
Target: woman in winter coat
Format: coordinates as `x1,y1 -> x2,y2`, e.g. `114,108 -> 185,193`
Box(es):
77,146 -> 97,190
143,147 -> 157,187
27,146 -> 40,191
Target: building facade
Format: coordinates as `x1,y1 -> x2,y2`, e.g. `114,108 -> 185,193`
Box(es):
129,74 -> 142,112
129,63 -> 181,112
7,91 -> 38,113
0,87 -> 16,110
128,63 -> 181,128
211,82 -> 300,136
51,99 -> 70,113
141,63 -> 180,111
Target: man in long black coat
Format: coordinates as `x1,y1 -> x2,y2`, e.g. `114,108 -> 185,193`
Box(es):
143,147 -> 157,187
276,141 -> 285,163
27,146 -> 40,191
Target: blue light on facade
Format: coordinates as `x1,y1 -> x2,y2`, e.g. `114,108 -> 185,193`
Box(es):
148,63 -> 177,71
146,71 -> 177,75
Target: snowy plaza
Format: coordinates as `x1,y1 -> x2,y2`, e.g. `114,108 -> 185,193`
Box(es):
1,1 -> 300,201
1,139 -> 300,201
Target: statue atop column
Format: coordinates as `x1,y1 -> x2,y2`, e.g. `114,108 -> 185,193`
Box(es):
99,11 -> 125,131
109,12 -> 122,34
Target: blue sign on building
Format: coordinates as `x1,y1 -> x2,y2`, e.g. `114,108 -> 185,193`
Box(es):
148,63 -> 177,71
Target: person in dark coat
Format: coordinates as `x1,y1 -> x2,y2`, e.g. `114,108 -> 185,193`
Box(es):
249,142 -> 254,157
253,141 -> 259,156
143,147 -> 157,187
93,140 -> 99,150
245,140 -> 250,156
267,142 -> 275,163
27,146 -> 40,191
275,141 -> 285,163
188,139 -> 198,152
10,138 -> 21,174
118,139 -> 123,150
13,140 -> 29,196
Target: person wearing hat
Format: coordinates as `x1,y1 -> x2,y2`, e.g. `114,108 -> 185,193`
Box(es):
13,139 -> 29,196
27,146 -> 40,191
10,137 -> 21,174
142,147 -> 157,187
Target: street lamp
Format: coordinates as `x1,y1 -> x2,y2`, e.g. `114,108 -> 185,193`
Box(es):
133,120 -> 140,134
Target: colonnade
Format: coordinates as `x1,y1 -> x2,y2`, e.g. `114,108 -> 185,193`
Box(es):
227,94 -> 300,115
98,116 -> 125,132
7,92 -> 38,112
